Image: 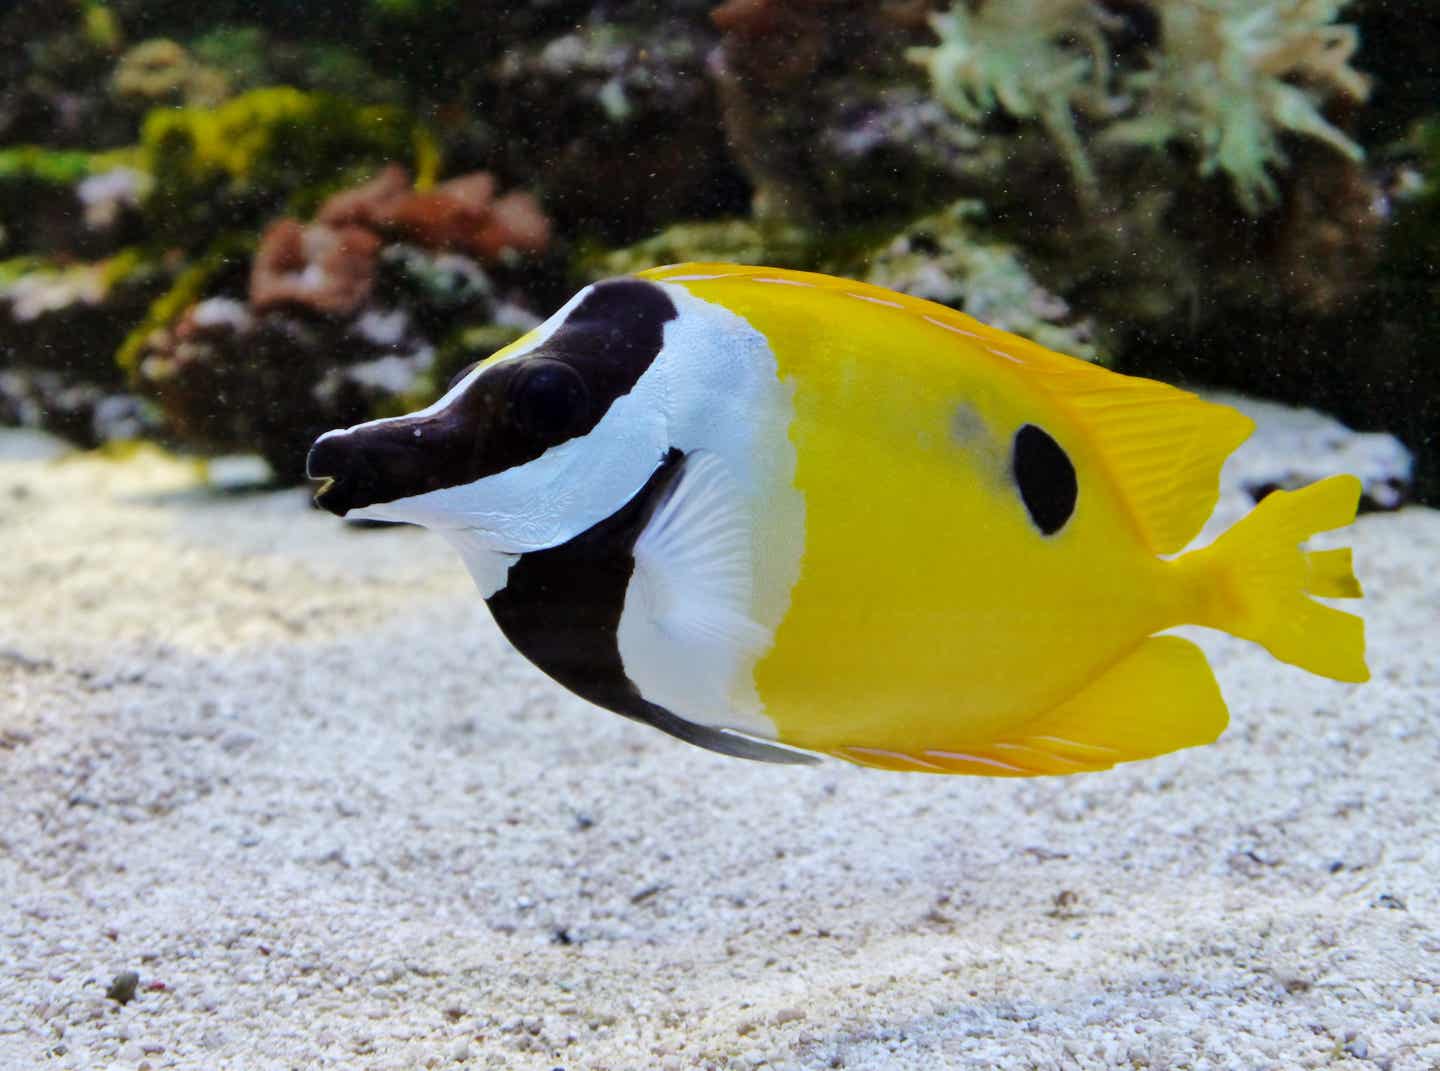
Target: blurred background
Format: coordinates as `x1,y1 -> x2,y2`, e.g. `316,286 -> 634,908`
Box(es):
0,0 -> 1435,499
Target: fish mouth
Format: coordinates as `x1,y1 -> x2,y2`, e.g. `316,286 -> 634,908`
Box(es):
306,424 -> 442,519
305,434 -> 364,517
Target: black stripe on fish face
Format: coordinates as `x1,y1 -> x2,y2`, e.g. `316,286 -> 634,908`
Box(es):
1012,423 -> 1077,536
307,278 -> 677,516
486,449 -> 816,765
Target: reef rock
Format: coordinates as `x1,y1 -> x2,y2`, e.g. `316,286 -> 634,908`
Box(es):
1214,392 -> 1414,516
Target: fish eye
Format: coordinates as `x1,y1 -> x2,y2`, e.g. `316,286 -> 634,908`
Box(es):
509,359 -> 590,442
446,360 -> 480,393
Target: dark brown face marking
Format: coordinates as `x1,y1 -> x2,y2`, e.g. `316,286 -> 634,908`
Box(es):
1012,423 -> 1077,535
446,359 -> 480,392
306,278 -> 677,516
486,450 -> 816,765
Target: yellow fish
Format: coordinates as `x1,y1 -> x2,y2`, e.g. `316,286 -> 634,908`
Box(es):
306,263 -> 1367,774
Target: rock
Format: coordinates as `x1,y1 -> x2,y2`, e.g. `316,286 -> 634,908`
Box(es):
105,970 -> 140,1005
1213,393 -> 1414,512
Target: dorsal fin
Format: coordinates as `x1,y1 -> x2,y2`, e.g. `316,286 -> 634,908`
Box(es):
983,337 -> 1256,553
642,263 -> 1255,554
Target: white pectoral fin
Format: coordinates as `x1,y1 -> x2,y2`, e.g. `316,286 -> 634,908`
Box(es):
619,450 -> 777,738
440,528 -> 519,597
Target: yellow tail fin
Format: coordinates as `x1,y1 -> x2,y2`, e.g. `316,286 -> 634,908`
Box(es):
1182,475 -> 1368,683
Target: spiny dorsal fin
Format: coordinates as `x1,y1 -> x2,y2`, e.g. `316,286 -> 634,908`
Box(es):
643,263 -> 1255,555
993,347 -> 1257,554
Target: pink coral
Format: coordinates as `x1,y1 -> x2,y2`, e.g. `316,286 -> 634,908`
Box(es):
316,166 -> 550,261
249,219 -> 382,317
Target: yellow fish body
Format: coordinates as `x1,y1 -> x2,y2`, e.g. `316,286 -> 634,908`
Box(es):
308,263 -> 1367,774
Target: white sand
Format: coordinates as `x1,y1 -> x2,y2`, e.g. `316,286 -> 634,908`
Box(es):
1,431 -> 1438,1071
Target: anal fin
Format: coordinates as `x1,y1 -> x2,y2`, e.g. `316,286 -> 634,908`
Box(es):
837,636 -> 1229,777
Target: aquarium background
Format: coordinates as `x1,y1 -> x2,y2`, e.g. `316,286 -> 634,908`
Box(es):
5,5 -> 1440,1070
0,0 -> 1434,499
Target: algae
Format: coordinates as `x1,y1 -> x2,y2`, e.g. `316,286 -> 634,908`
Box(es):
586,220 -> 815,279
115,235 -> 253,375
860,201 -> 1102,361
136,88 -> 441,243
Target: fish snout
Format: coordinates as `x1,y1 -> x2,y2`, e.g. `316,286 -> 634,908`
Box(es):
306,420 -> 454,517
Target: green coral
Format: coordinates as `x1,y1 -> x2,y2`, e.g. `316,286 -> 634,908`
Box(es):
1387,117 -> 1440,301
188,26 -> 269,89
908,0 -> 1113,201
113,39 -> 231,108
0,145 -> 130,185
115,235 -> 253,375
860,201 -> 1102,361
135,87 -> 441,241
912,0 -> 1370,213
588,206 -> 1098,360
1108,0 -> 1368,212
78,1 -> 122,52
368,0 -> 458,19
189,26 -> 400,103
0,257 -> 52,288
585,220 -> 815,279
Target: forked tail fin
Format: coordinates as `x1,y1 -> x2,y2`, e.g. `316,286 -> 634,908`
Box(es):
1181,475 -> 1368,682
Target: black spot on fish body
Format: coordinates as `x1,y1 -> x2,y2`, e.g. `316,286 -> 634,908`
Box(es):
1012,424 -> 1077,535
307,278 -> 677,515
486,450 -> 815,766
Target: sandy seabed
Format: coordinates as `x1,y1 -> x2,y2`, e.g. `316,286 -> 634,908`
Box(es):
1,429 -> 1437,1071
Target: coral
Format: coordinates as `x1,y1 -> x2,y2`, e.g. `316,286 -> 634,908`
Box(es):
1266,143 -> 1380,314
188,27 -> 269,91
591,203 -> 1096,361
587,219 -> 815,278
860,200 -> 1102,359
116,237 -> 253,375
908,0 -> 1114,201
488,19 -> 738,241
316,164 -> 550,262
135,88 -> 441,246
132,286 -> 453,480
0,145 -> 143,258
76,166 -> 151,229
249,219 -> 382,317
913,0 -> 1371,212
1108,0 -> 1369,212
1387,117 -> 1440,301
708,0 -> 945,224
117,157 -> 547,478
710,0 -> 837,89
379,244 -> 494,314
0,248 -> 166,446
0,146 -> 108,186
315,163 -> 414,229
112,39 -> 231,109
1,261 -> 110,323
0,366 -> 157,447
189,25 -> 401,104
0,2 -> 129,150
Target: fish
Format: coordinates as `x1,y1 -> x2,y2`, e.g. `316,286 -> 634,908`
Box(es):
305,263 -> 1367,775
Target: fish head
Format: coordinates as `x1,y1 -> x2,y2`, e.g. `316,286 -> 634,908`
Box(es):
305,277 -> 679,554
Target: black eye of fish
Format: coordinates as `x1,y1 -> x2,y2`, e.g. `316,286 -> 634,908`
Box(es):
446,360 -> 481,393
510,359 -> 590,442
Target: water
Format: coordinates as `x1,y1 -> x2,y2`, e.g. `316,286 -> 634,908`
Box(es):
2,3 -> 1438,1068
